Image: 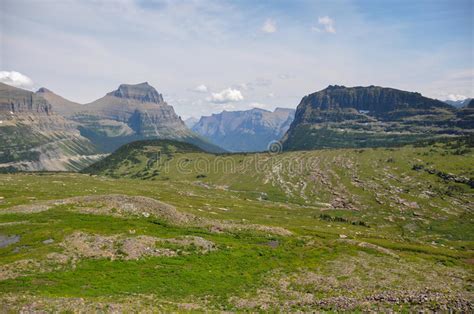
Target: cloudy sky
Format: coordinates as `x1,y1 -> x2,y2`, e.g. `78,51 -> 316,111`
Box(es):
1,0 -> 473,118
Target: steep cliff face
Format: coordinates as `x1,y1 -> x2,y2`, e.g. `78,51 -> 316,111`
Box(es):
282,85 -> 473,151
69,82 -> 220,152
0,83 -> 103,171
77,82 -> 187,135
192,108 -> 295,152
0,83 -> 51,114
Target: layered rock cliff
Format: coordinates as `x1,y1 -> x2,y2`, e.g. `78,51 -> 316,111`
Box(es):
0,83 -> 103,171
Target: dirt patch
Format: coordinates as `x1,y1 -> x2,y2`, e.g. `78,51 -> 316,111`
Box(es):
0,232 -> 216,281
0,293 -> 207,312
61,231 -> 216,261
338,239 -> 399,258
1,194 -> 292,236
1,203 -> 53,214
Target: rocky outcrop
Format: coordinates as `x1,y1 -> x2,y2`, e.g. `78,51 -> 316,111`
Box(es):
192,107 -> 295,152
282,85 -> 473,151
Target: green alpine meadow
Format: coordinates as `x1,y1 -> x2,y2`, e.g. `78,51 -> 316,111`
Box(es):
0,138 -> 472,311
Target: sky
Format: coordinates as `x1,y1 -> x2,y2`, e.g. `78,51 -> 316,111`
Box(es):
1,0 -> 473,119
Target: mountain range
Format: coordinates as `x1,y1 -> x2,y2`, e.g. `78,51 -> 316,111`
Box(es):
0,82 -> 223,171
192,108 -> 295,152
443,98 -> 472,108
1,82 -> 473,171
282,85 -> 474,150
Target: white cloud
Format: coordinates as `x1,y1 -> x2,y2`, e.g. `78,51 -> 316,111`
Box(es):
0,71 -> 34,88
444,94 -> 468,101
208,88 -> 244,103
247,102 -> 269,109
262,19 -> 277,33
222,104 -> 235,110
193,84 -> 208,93
312,16 -> 336,33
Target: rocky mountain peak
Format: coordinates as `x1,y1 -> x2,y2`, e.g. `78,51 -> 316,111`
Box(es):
36,87 -> 52,93
107,82 -> 164,103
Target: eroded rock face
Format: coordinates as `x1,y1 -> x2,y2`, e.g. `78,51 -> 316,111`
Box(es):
0,83 -> 102,171
78,82 -> 186,134
281,85 -> 473,151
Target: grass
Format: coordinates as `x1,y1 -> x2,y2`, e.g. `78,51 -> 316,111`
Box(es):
0,139 -> 472,310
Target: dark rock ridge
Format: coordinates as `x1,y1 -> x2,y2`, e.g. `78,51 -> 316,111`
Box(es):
0,83 -> 51,114
293,85 -> 451,122
192,107 -> 295,152
282,85 -> 473,151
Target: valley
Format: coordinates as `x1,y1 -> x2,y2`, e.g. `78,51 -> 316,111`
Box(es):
0,139 -> 472,311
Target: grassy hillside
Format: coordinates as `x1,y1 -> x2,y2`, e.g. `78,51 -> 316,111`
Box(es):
0,139 -> 472,311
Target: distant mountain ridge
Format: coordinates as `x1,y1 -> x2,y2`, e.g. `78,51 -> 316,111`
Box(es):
443,98 -> 472,108
192,107 -> 295,152
184,117 -> 199,128
282,85 -> 473,150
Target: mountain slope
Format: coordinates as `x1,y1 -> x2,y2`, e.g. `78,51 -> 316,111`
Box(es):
282,85 -> 473,151
0,83 -> 103,171
184,117 -> 199,128
192,108 -> 295,152
36,87 -> 84,117
69,82 -> 224,153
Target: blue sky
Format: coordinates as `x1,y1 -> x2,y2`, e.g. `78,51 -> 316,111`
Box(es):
1,0 -> 472,118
